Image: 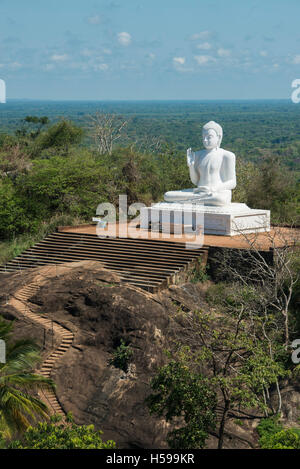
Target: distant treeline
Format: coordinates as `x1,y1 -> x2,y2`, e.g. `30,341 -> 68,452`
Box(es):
1,100 -> 300,171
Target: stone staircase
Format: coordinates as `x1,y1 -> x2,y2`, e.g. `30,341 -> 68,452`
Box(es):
9,269 -> 74,417
0,231 -> 208,292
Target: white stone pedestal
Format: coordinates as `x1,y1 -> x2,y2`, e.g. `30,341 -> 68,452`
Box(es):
140,202 -> 270,236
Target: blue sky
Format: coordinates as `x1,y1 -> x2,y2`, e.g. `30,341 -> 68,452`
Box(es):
0,0 -> 300,100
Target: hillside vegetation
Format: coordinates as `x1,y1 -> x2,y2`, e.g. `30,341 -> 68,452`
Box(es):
0,106 -> 299,265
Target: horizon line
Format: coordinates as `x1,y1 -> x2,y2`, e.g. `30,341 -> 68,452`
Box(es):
2,97 -> 292,103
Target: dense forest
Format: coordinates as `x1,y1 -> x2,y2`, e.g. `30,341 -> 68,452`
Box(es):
1,99 -> 300,170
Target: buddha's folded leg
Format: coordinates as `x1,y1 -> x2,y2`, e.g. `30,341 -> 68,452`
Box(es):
202,190 -> 232,206
164,189 -> 195,202
164,189 -> 232,206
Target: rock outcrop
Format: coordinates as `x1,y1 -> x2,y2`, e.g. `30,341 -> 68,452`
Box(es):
0,261 -> 298,449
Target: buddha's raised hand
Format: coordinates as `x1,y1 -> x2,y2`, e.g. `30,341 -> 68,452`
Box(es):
187,148 -> 195,166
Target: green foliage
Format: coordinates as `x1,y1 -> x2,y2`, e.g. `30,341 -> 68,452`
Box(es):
14,150 -> 111,222
245,153 -> 300,224
257,416 -> 300,449
233,153 -> 300,224
15,115 -> 50,141
206,282 -> 258,309
33,119 -> 84,156
0,213 -> 85,265
0,316 -> 13,340
8,421 -> 116,449
189,260 -> 210,284
150,306 -> 287,449
50,413 -> 64,424
146,358 -> 217,449
0,316 -> 54,439
109,339 -> 133,373
257,415 -> 283,438
265,430 -> 300,449
0,132 -> 19,149
233,159 -> 258,204
0,178 -> 31,238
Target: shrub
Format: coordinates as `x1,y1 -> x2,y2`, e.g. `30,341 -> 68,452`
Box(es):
8,421 -> 116,449
109,339 -> 133,373
257,416 -> 300,449
189,260 -> 210,284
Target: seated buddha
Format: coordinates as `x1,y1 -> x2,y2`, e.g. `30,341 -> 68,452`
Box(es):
164,121 -> 236,206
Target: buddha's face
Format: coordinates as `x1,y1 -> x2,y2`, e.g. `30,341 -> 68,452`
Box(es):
203,128 -> 219,150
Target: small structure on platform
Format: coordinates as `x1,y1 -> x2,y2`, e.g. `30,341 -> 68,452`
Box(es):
140,121 -> 270,236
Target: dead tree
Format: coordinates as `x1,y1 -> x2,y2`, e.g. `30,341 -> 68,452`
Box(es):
88,111 -> 128,155
209,225 -> 300,350
129,134 -> 164,154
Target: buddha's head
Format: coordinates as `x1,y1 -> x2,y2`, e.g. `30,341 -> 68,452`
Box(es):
202,121 -> 223,150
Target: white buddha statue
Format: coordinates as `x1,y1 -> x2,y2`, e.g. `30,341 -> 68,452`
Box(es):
164,121 -> 236,206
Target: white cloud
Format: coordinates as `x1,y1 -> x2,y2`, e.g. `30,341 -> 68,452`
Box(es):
94,63 -> 109,71
88,15 -> 101,25
194,55 -> 215,65
117,32 -> 132,46
292,55 -> 300,64
103,48 -> 112,55
190,31 -> 211,40
51,53 -> 69,62
173,57 -> 193,73
217,48 -> 231,57
196,42 -> 211,50
148,52 -> 156,60
173,57 -> 185,65
259,50 -> 268,57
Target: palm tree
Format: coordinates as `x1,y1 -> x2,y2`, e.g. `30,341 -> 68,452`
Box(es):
0,316 -> 55,439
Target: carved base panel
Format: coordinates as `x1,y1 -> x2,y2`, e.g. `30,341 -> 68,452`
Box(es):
140,203 -> 270,237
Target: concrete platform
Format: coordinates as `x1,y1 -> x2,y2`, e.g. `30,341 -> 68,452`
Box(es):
140,202 -> 270,236
58,223 -> 299,252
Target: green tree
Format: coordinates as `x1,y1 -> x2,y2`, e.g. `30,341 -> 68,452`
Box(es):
0,178 -> 32,238
146,357 -> 217,449
14,116 -> 50,146
193,291 -> 287,448
16,150 -> 110,221
148,305 -> 286,449
34,119 -> 84,156
9,420 -> 116,449
0,316 -> 54,440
